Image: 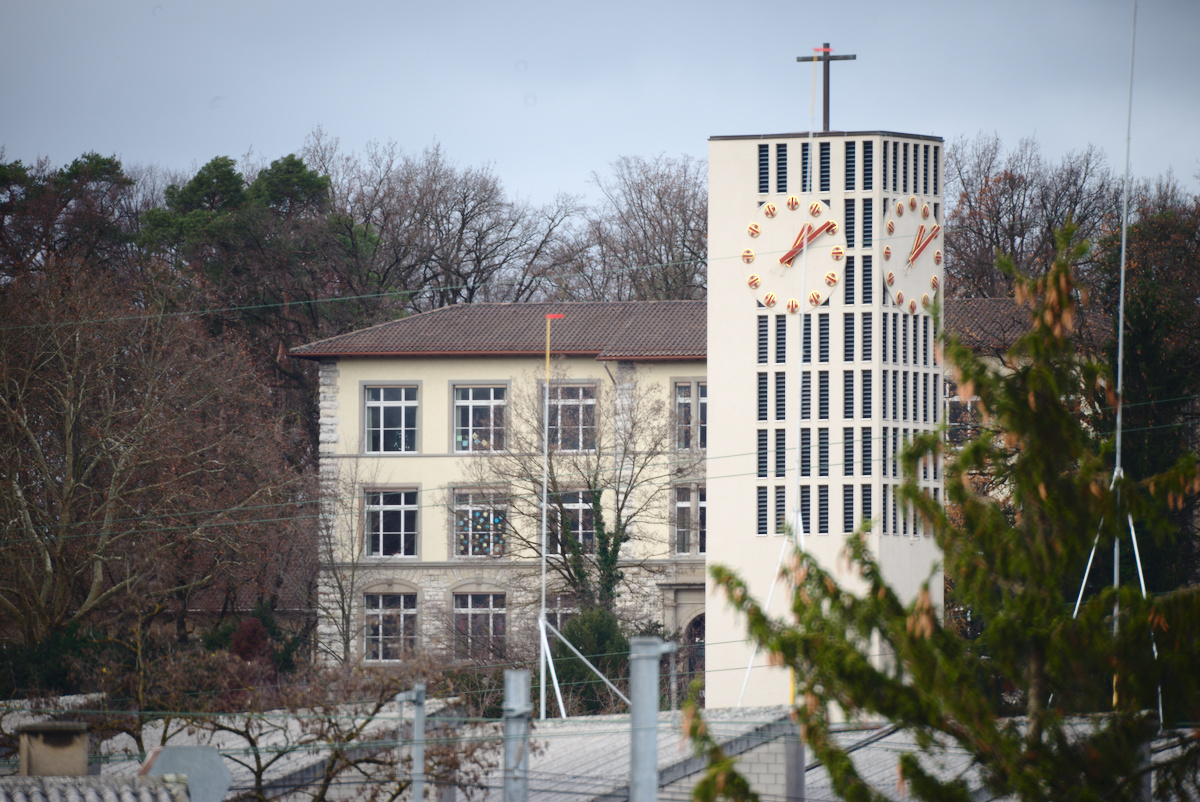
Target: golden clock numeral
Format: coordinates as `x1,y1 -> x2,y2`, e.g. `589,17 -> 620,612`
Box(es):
934,250 -> 942,265
764,292 -> 778,307
922,204 -> 930,219
824,271 -> 839,287
808,291 -> 822,306
921,293 -> 930,308
895,202 -> 904,216
747,274 -> 761,289
930,275 -> 939,291
742,249 -> 755,264
831,247 -> 844,261
909,196 -> 918,211
748,223 -> 761,237
886,220 -> 895,235
909,299 -> 917,314
896,291 -> 905,305
786,195 -> 800,210
883,246 -> 892,261
886,271 -> 895,286
763,203 -> 778,218
808,202 -> 822,216
786,298 -> 799,313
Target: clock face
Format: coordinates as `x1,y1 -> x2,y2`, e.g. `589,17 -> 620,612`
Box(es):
742,196 -> 848,311
880,195 -> 942,315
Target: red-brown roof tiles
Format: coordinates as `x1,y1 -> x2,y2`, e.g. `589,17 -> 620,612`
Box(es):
290,301 -> 707,361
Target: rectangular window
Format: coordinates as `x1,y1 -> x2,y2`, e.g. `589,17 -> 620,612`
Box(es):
861,255 -> 872,305
882,427 -> 888,480
844,313 -> 855,362
844,256 -> 855,305
883,482 -> 889,534
801,143 -> 810,193
775,486 -> 786,534
861,198 -> 873,247
818,485 -> 829,534
861,369 -> 873,418
881,369 -> 888,419
818,428 -> 829,477
757,487 -> 769,536
675,382 -> 693,449
902,142 -> 909,192
366,491 -> 418,557
843,427 -> 854,477
902,370 -> 909,422
802,314 -> 812,362
892,315 -> 899,362
863,141 -> 873,190
776,143 -> 788,194
882,311 -> 889,363
902,316 -> 909,364
913,372 -> 920,424
757,430 -> 768,478
924,373 -> 930,423
757,373 -> 768,421
455,387 -> 506,452
546,592 -> 578,633
818,314 -> 830,362
550,491 -> 596,554
819,142 -> 831,192
801,428 -> 811,477
923,318 -> 930,366
454,593 -> 505,660
892,141 -> 899,192
845,140 -> 856,191
800,486 -> 810,535
862,427 -> 873,476
892,427 -> 899,478
861,312 -> 872,361
923,144 -> 930,194
549,385 -> 596,450
699,383 -> 708,448
366,387 -> 418,453
913,145 -> 919,196
843,485 -> 854,533
757,315 -> 769,363
843,369 -> 854,418
364,593 -> 417,661
775,372 -> 786,421
933,145 -> 940,194
675,486 -> 693,554
775,429 -> 786,478
775,314 -> 786,363
844,198 -> 856,249
882,140 -> 888,193
758,144 -> 769,193
675,486 -> 706,553
818,371 -> 829,420
862,483 -> 872,526
454,491 -> 506,557
893,486 -> 899,534
801,373 -> 811,420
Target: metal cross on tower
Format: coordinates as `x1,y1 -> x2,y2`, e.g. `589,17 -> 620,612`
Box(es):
797,43 -> 856,131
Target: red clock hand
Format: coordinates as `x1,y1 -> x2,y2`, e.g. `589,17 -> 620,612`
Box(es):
778,224 -> 812,267
909,224 -> 941,264
805,220 -> 835,246
907,224 -> 925,263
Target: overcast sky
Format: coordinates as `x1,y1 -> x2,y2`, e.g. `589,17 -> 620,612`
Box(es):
2,0 -> 1197,206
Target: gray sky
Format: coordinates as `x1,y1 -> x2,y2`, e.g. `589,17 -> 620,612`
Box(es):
2,0 -> 1197,206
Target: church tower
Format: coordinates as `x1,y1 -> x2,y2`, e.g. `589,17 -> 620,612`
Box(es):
705,131 -> 946,707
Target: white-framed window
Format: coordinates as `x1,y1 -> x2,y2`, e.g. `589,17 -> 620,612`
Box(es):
454,491 -> 506,557
363,593 -> 417,660
365,491 -> 418,557
545,592 -> 578,633
675,484 -> 707,554
674,381 -> 707,449
453,592 -> 506,660
365,387 -> 418,453
549,384 -> 597,450
454,386 -> 506,452
549,490 -> 596,555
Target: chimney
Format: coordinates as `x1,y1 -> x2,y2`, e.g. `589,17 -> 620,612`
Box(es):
17,722 -> 90,777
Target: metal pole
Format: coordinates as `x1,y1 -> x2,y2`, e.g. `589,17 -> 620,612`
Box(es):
630,637 -> 675,802
412,683 -> 426,802
503,670 -> 531,802
540,313 -> 563,719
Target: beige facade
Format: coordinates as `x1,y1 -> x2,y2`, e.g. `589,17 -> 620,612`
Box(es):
295,303 -> 707,665
705,132 -> 946,706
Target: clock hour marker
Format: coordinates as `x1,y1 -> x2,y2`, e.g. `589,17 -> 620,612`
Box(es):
895,202 -> 904,216
748,223 -> 761,237
786,195 -> 800,210
742,249 -> 755,263
886,220 -> 895,235
824,271 -> 839,286
886,271 -> 895,286
763,203 -> 778,218
747,274 -> 761,289
831,246 -> 844,261
909,299 -> 917,314
883,246 -> 892,260
930,275 -> 939,290
921,293 -> 930,308
896,291 -> 904,305
786,298 -> 799,313
921,204 -> 930,219
808,291 -> 822,306
808,202 -> 822,216
764,292 -> 778,307
934,250 -> 942,266
908,196 -> 917,211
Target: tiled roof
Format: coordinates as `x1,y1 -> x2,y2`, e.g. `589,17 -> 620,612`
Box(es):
290,301 -> 706,361
0,777 -> 188,802
944,297 -> 1111,354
